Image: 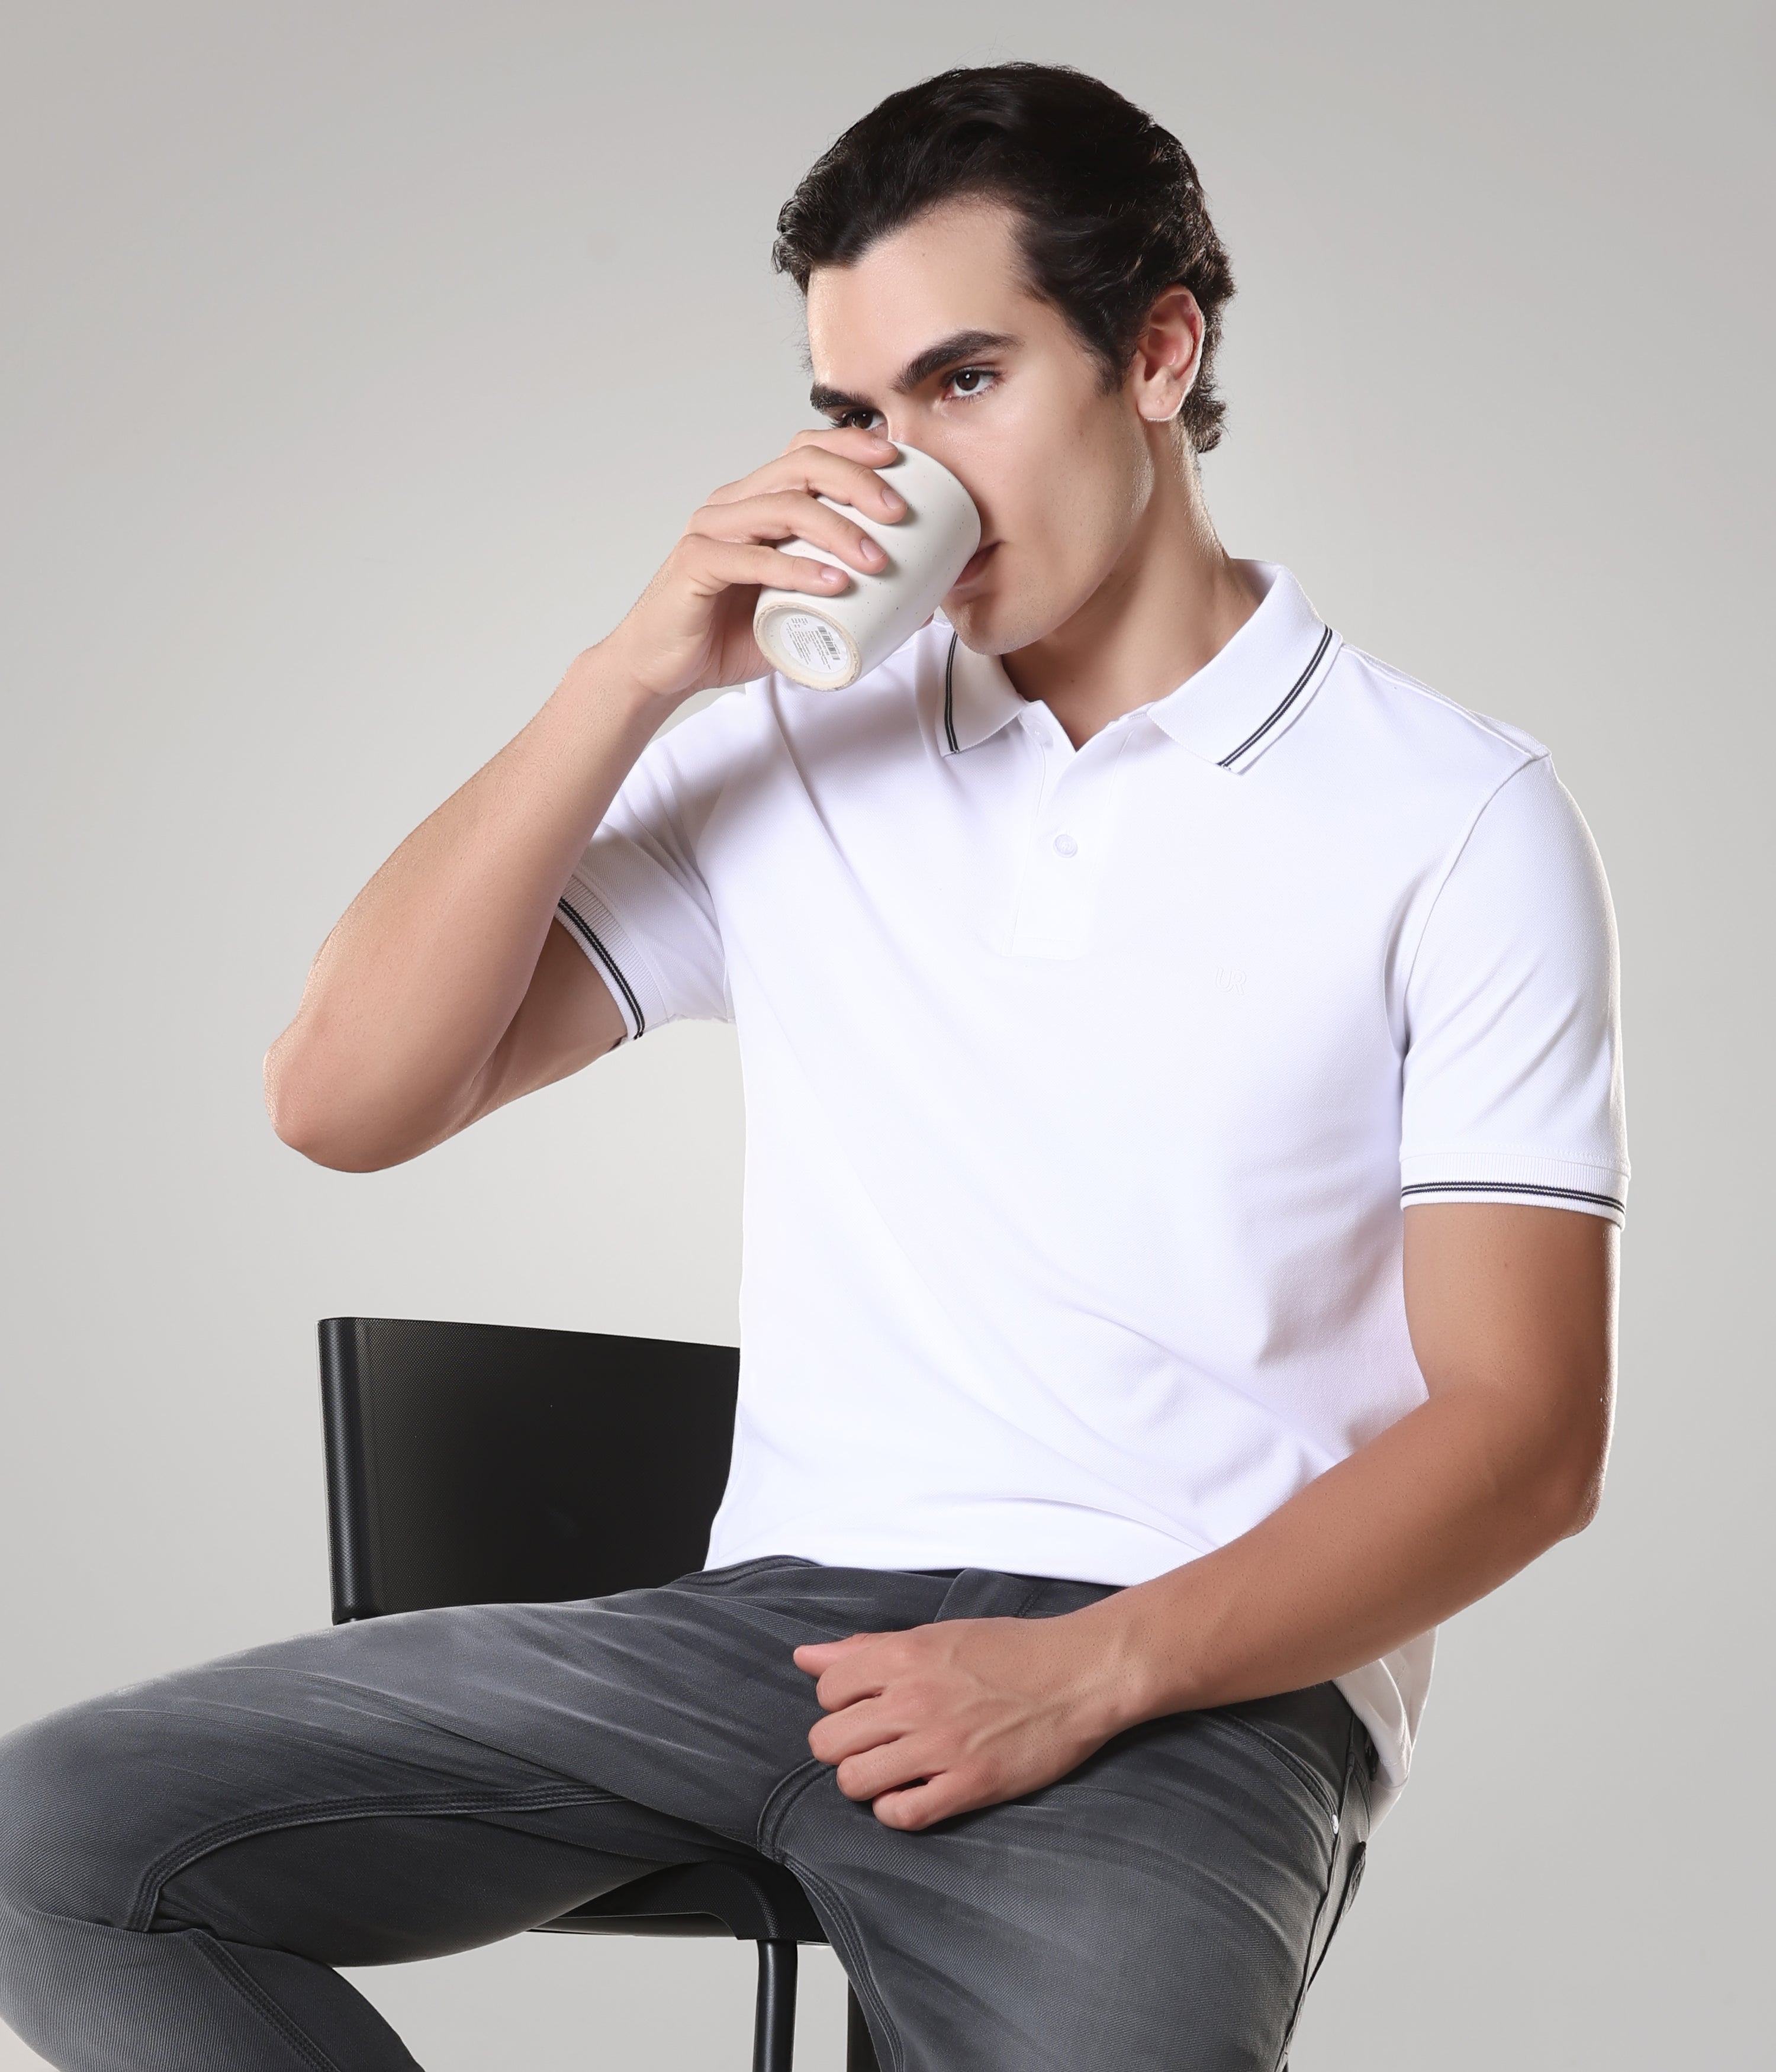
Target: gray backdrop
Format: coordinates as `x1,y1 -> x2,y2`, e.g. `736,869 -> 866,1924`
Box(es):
2,3 -> 1769,2067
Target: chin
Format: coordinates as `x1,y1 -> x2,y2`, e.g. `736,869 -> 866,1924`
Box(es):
944,585 -> 1062,659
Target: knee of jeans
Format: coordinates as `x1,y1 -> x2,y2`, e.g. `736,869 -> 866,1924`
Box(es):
0,1701 -> 154,1925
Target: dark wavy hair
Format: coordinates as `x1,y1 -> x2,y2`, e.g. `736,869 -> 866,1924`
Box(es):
773,64 -> 1236,453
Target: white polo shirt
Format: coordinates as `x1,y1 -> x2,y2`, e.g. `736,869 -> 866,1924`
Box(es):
556,563 -> 1628,1812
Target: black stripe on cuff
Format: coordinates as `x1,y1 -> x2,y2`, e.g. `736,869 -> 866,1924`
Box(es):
1401,1179 -> 1626,1214
556,897 -> 646,1039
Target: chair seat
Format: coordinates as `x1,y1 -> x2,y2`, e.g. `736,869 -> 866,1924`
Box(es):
538,1857 -> 827,1945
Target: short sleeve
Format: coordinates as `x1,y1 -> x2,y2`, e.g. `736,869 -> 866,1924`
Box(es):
555,725 -> 731,1041
1399,755 -> 1629,1223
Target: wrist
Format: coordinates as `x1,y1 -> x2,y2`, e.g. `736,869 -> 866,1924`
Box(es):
1066,1595 -> 1169,1739
558,634 -> 695,730
1071,1578 -> 1214,1735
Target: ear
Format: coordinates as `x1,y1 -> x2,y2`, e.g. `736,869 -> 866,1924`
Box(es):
1128,286 -> 1205,425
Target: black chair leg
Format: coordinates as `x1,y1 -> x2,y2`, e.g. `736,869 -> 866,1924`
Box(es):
846,1986 -> 881,2071
752,1938 -> 798,2072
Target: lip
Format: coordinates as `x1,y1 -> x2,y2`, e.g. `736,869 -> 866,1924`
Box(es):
951,540 -> 998,589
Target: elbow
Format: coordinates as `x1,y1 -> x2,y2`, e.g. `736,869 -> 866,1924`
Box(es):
1535,1438 -> 1610,1545
1561,1459 -> 1608,1538
262,1033 -> 309,1153
262,1031 -> 390,1173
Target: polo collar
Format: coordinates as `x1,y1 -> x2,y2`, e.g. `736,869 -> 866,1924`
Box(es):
1148,564 -> 1339,772
937,564 -> 1340,773
938,632 -> 1028,756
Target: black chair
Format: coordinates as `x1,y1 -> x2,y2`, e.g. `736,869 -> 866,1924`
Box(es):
318,1315 -> 880,2072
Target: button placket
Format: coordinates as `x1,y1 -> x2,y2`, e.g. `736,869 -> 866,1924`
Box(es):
1007,725 -> 1134,959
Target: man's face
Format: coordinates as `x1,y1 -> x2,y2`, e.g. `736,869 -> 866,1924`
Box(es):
805,200 -> 1160,657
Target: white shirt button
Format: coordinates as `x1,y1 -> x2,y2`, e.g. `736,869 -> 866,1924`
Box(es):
1053,832 -> 1079,857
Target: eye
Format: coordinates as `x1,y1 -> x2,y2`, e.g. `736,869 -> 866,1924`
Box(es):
829,407 -> 881,432
944,366 -> 996,400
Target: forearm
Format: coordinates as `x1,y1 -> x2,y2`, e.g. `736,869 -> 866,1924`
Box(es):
265,644 -> 681,1169
1084,1380 -> 1604,1734
795,1381 -> 1606,1831
797,1212 -> 1615,1831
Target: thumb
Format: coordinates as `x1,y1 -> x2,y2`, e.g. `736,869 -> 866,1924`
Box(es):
793,1630 -> 883,1674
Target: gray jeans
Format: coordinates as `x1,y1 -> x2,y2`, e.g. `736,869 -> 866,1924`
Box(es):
0,1561 -> 1372,2072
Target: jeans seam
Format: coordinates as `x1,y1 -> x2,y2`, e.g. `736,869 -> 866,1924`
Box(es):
786,1857 -> 905,2072
126,1783 -> 623,1933
189,1932 -> 343,2072
1304,1726 -> 1365,1999
1273,1719 -> 1361,2072
754,1759 -> 830,1861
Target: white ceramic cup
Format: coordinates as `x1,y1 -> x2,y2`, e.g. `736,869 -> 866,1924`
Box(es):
752,442 -> 982,689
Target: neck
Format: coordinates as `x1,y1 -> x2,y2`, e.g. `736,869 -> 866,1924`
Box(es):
1002,435 -> 1262,748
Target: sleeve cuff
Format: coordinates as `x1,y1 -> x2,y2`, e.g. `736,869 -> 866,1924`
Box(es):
1399,1151 -> 1628,1226
555,874 -> 668,1043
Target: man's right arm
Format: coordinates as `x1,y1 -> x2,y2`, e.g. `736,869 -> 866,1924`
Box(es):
263,427 -> 904,1172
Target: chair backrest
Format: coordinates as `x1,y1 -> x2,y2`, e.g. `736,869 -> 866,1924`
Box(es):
319,1317 -> 739,1623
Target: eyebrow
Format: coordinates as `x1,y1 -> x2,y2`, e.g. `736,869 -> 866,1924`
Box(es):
809,329 -> 1021,416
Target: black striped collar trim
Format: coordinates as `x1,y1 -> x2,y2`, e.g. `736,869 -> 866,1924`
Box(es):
1146,617 -> 1339,773
938,587 -> 1340,771
1145,566 -> 1341,771
1215,624 -> 1336,768
943,633 -> 960,752
938,631 -> 1028,757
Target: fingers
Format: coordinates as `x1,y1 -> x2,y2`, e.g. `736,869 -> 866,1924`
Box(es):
673,535 -> 855,601
807,1694 -> 901,1766
793,1631 -> 883,1677
784,436 -> 909,523
786,425 -> 899,465
814,1640 -> 910,1713
870,1776 -> 972,1831
833,1735 -> 937,1804
707,436 -> 908,527
793,1632 -> 900,1710
813,1718 -> 990,1828
832,1743 -> 991,1828
691,489 -> 889,574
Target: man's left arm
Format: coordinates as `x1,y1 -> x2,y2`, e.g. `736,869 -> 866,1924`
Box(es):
796,1201 -> 1616,1829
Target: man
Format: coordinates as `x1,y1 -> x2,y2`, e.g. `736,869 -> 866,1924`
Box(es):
0,62 -> 1625,2072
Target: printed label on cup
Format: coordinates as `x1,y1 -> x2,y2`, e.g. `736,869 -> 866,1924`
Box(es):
777,613 -> 852,676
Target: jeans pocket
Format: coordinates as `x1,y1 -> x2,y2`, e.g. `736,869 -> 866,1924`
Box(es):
671,1555 -> 819,1588
1214,1713 -> 1342,1832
